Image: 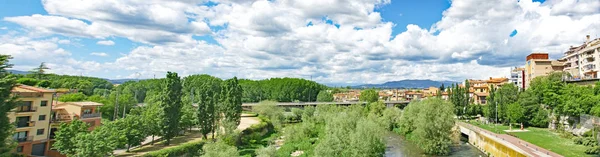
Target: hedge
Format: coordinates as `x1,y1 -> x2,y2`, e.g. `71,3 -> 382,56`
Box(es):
142,140 -> 206,157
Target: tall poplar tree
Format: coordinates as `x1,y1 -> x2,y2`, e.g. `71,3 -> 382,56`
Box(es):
220,77 -> 243,126
197,90 -> 216,139
160,72 -> 183,145
0,55 -> 17,156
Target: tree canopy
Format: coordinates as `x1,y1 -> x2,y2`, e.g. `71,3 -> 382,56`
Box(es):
0,55 -> 17,156
359,89 -> 379,103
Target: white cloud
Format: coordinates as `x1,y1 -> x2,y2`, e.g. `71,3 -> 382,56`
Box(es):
58,39 -> 70,44
0,27 -> 7,30
90,52 -> 109,57
2,0 -> 600,83
96,40 -> 115,46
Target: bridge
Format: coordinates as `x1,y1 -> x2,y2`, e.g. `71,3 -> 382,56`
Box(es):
458,122 -> 562,157
241,101 -> 410,110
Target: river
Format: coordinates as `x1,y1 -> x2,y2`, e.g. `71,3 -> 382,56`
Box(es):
384,132 -> 487,157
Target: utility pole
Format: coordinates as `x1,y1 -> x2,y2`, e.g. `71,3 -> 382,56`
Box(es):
114,92 -> 119,120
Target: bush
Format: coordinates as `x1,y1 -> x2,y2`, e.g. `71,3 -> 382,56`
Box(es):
143,141 -> 205,157
17,78 -> 39,86
585,147 -> 600,155
37,80 -> 51,88
574,137 -> 584,145
58,93 -> 87,102
582,137 -> 598,147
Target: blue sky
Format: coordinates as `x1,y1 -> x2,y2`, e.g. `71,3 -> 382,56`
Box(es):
0,0 -> 597,84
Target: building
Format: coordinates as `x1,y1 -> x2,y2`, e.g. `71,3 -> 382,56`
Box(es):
404,91 -> 422,101
333,90 -> 360,102
9,85 -> 56,156
421,87 -> 439,97
47,101 -> 103,157
510,67 -> 525,89
524,53 -> 565,89
464,77 -> 509,104
562,35 -> 600,80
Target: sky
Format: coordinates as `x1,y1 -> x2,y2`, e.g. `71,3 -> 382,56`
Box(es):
0,0 -> 599,85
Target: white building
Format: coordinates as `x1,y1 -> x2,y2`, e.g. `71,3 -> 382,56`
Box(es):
510,67 -> 525,89
562,35 -> 600,80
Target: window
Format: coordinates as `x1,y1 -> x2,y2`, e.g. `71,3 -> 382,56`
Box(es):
83,109 -> 92,114
38,115 -> 46,121
37,129 -> 44,135
16,146 -> 23,152
40,100 -> 48,107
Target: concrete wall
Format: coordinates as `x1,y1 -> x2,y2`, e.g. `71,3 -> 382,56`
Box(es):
459,125 -> 529,157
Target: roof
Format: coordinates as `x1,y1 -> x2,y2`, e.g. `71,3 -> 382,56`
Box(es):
11,84 -> 55,93
58,101 -> 104,107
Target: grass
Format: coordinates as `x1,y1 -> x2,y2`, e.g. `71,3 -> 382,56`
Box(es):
466,121 -> 592,157
511,128 -> 592,157
116,130 -> 206,157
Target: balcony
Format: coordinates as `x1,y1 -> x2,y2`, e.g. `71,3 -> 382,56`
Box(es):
15,121 -> 35,128
14,136 -> 33,143
15,106 -> 37,113
81,112 -> 101,119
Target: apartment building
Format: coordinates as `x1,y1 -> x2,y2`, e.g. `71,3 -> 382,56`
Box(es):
333,90 -> 360,102
510,67 -> 525,89
9,85 -> 55,157
524,53 -> 565,89
404,91 -> 422,101
463,77 -> 509,104
562,35 -> 600,80
47,101 -> 103,157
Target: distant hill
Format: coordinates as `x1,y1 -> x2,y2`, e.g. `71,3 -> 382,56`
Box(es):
8,70 -> 29,75
107,79 -> 144,84
353,79 -> 457,89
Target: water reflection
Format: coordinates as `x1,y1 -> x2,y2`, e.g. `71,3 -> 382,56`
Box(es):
385,132 -> 487,157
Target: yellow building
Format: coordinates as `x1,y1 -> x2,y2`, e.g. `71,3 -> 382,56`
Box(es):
524,53 -> 564,89
47,101 -> 103,157
9,85 -> 56,156
465,77 -> 509,104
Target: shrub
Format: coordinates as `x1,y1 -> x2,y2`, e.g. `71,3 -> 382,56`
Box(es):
585,147 -> 600,155
143,141 -> 205,157
37,80 -> 51,88
574,137 -> 584,145
58,93 -> 87,102
582,137 -> 598,147
17,78 -> 39,86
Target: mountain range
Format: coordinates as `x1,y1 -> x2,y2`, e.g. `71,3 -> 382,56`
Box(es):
353,79 -> 457,89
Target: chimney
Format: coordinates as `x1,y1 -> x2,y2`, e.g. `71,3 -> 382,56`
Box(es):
489,77 -> 492,80
587,35 -> 591,44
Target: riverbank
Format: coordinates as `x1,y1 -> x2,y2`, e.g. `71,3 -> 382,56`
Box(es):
385,131 -> 486,157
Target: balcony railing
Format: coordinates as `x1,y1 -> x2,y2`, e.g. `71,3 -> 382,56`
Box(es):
15,121 -> 35,128
81,112 -> 101,119
15,106 -> 37,113
14,136 -> 33,143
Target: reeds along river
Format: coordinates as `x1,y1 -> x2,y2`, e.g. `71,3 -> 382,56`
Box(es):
384,132 -> 487,157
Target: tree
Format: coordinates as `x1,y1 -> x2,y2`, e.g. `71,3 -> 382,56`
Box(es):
220,77 -> 243,126
487,83 -> 519,123
0,55 -> 17,156
37,80 -> 51,88
398,98 -> 455,155
359,89 -> 378,103
201,141 -> 239,157
506,103 -> 525,126
142,102 -> 162,145
115,115 -> 146,151
30,62 -> 49,80
73,122 -> 123,157
449,83 -> 469,119
16,77 -> 39,86
316,90 -> 333,102
253,101 -> 284,129
180,103 -> 197,132
58,92 -> 87,102
52,119 -> 90,156
159,72 -> 183,145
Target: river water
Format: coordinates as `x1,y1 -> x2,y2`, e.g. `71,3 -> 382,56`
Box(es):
384,132 -> 487,157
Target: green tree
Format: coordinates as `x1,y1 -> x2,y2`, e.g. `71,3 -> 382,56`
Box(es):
37,80 -> 51,88
52,119 -> 90,156
0,55 -> 17,156
488,83 -> 518,123
115,114 -> 146,151
30,62 -> 49,80
220,77 -> 243,126
73,122 -> 123,157
58,92 -> 87,102
16,77 -> 39,86
180,103 -> 197,132
201,141 -> 239,157
558,84 -> 597,117
449,83 -> 469,119
398,98 -> 455,155
142,102 -> 162,145
253,101 -> 284,129
316,90 -> 333,102
160,72 -> 183,145
359,89 -> 378,103
507,103 -> 525,125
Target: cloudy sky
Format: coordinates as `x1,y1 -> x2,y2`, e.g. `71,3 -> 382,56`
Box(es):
0,0 -> 599,85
